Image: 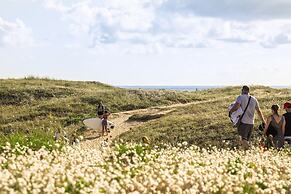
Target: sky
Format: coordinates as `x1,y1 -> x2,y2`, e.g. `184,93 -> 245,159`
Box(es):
1,0 -> 291,86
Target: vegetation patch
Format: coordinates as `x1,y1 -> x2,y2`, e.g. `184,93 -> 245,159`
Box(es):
127,113 -> 165,122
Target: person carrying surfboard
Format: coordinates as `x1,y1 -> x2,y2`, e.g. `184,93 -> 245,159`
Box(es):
229,86 -> 266,150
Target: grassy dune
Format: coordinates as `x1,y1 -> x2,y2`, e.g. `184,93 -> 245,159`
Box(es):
0,78 -> 202,150
1,78 -> 290,150
118,86 -> 291,148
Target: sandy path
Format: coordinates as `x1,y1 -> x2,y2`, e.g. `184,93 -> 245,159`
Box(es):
80,107 -> 163,149
80,97 -> 230,149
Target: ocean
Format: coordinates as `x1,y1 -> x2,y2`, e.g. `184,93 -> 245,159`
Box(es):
118,86 -> 222,91
118,85 -> 291,91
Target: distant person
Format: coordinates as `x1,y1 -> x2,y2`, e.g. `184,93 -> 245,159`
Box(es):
97,101 -> 105,119
229,86 -> 266,150
264,105 -> 285,149
54,129 -> 61,141
102,110 -> 111,136
283,102 -> 291,143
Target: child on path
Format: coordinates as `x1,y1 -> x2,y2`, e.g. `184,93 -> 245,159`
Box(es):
102,110 -> 111,136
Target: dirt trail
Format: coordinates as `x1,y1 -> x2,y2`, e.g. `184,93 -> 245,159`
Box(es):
80,97 -> 229,149
80,106 -> 169,149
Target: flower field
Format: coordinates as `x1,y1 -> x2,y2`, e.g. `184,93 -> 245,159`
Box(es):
0,143 -> 291,194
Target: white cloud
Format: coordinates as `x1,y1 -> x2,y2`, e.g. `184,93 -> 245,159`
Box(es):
261,33 -> 291,48
40,0 -> 291,51
0,17 -> 35,47
43,0 -> 68,12
160,0 -> 291,20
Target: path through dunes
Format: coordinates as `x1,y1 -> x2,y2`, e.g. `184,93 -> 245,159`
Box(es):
80,97 -> 231,149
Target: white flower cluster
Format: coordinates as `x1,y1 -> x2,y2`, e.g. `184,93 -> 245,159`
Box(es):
0,142 -> 291,194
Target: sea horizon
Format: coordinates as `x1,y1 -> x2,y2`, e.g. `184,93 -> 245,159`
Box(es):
118,85 -> 291,91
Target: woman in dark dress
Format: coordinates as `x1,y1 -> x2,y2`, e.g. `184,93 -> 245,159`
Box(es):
264,105 -> 286,148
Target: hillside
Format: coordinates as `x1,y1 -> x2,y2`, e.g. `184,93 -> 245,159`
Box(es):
1,78 -> 290,150
0,78 -> 203,149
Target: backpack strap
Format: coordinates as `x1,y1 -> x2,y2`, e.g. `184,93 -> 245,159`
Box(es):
240,96 -> 251,121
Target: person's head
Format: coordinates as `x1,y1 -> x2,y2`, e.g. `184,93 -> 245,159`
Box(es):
241,85 -> 250,95
283,102 -> 291,113
271,104 -> 280,115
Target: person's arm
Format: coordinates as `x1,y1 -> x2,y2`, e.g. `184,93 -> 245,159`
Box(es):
255,99 -> 266,124
229,96 -> 241,117
264,116 -> 271,135
282,117 -> 286,135
256,106 -> 266,124
229,102 -> 240,115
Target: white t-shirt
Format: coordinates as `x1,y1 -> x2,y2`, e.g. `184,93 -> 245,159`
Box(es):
236,94 -> 259,125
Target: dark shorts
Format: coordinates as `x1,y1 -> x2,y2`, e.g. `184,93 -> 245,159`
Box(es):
237,123 -> 253,141
102,119 -> 107,126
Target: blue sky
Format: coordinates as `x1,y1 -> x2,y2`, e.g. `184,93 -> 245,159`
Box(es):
1,0 -> 291,86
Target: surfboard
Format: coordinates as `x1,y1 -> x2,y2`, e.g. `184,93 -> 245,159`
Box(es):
83,118 -> 102,130
83,118 -> 115,131
228,103 -> 243,126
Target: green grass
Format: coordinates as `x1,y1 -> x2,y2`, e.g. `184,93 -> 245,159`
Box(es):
118,86 -> 291,148
2,78 -> 290,150
0,77 -> 204,150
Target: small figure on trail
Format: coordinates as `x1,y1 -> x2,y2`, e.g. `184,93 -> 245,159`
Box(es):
264,105 -> 286,149
54,129 -> 61,141
97,101 -> 105,119
102,109 -> 111,136
229,86 -> 266,150
283,102 -> 291,144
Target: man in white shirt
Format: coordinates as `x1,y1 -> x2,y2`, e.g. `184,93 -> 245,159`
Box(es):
229,86 -> 266,149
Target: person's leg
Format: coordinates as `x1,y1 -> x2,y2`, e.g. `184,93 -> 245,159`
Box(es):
241,140 -> 249,150
246,124 -> 253,148
238,123 -> 252,150
268,135 -> 275,148
102,119 -> 108,136
101,119 -> 105,136
101,125 -> 104,136
246,125 -> 253,140
276,135 -> 284,149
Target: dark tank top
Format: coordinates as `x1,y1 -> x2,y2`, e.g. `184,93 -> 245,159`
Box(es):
270,116 -> 285,137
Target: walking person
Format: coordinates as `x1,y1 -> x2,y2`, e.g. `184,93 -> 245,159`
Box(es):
102,110 -> 111,136
264,105 -> 285,149
283,102 -> 291,143
97,101 -> 105,119
229,86 -> 266,150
